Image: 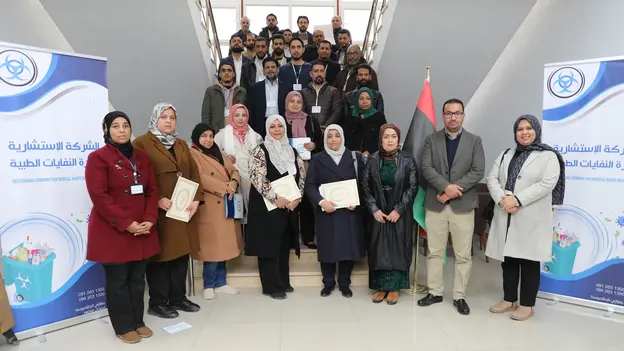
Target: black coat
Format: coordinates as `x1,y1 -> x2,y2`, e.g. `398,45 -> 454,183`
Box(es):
247,80 -> 292,137
342,111 -> 387,154
240,58 -> 260,90
319,59 -> 341,86
305,151 -> 366,262
302,45 -> 338,63
361,150 -> 419,271
245,144 -> 301,258
285,116 -> 324,155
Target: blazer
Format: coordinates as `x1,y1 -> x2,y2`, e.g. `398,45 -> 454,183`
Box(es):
133,132 -> 203,262
240,58 -> 261,90
278,62 -> 312,90
85,144 -> 160,263
421,129 -> 486,213
247,79 -> 292,137
486,149 -> 560,262
221,55 -> 251,67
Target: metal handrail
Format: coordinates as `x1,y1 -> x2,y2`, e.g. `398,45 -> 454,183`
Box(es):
196,0 -> 223,64
362,0 -> 387,63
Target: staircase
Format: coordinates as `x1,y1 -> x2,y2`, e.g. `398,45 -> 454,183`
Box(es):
192,249 -> 369,288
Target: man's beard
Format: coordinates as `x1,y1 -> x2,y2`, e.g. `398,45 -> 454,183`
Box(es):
292,53 -> 302,60
358,79 -> 369,87
266,72 -> 277,81
256,52 -> 267,59
231,47 -> 244,53
221,79 -> 233,86
268,24 -> 276,30
299,27 -> 307,33
273,48 -> 284,56
314,76 -> 324,85
348,59 -> 359,66
246,44 -> 254,51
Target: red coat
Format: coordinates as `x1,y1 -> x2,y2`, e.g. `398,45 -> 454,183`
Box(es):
85,144 -> 160,263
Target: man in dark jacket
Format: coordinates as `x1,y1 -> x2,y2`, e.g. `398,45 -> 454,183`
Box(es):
303,30 -> 337,63
240,37 -> 269,90
302,61 -> 342,129
317,40 -> 341,85
293,16 -> 313,46
343,64 -> 384,116
331,15 -> 342,44
333,45 -> 379,94
270,34 -> 291,66
259,13 -> 280,41
201,62 -> 247,132
222,34 -> 251,86
334,29 -> 352,70
247,58 -> 292,137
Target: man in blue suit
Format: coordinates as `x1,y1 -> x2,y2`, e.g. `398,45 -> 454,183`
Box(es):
247,57 -> 292,137
278,38 -> 311,92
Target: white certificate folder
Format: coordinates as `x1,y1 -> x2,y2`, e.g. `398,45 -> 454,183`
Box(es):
319,179 -> 360,209
264,174 -> 301,211
166,176 -> 199,222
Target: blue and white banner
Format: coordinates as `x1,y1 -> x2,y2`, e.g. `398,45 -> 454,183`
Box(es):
0,42 -> 108,334
542,57 -> 624,309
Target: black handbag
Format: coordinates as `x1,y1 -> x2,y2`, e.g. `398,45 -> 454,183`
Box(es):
482,148 -> 510,222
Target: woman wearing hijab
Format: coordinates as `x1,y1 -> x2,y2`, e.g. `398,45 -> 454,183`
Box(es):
189,123 -> 243,300
305,124 -> 365,298
245,115 -> 307,300
133,103 -> 203,319
486,114 -> 565,321
343,87 -> 387,160
85,111 -> 160,343
214,104 -> 263,223
361,124 -> 418,305
284,91 -> 323,249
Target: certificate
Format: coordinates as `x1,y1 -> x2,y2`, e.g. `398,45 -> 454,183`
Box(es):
264,174 -> 301,211
319,179 -> 360,209
290,137 -> 311,160
166,176 -> 199,222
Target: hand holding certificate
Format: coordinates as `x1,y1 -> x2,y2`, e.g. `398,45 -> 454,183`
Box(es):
166,177 -> 200,222
319,179 -> 360,209
264,174 -> 301,211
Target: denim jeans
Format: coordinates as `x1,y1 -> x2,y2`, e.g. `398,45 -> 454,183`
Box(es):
203,261 -> 227,288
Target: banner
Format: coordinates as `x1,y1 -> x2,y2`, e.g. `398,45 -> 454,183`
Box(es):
541,57 -> 624,310
0,42 -> 109,335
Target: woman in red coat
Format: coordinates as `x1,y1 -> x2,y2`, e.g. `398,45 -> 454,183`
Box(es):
85,111 -> 160,344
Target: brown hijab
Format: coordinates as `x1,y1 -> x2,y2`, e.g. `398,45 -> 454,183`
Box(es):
378,123 -> 401,160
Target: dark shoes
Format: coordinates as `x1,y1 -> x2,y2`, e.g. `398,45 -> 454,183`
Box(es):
3,330 -> 18,346
305,242 -> 318,249
148,304 -> 179,319
339,287 -> 353,298
453,299 -> 470,315
417,293 -> 443,307
284,286 -> 294,293
170,299 -> 201,313
320,286 -> 335,297
263,291 -> 287,300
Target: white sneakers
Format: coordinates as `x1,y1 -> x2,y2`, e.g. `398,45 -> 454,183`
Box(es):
215,285 -> 239,295
203,285 -> 239,300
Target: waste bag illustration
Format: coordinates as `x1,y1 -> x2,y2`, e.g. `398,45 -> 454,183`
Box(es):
3,243 -> 56,303
544,241 -> 580,276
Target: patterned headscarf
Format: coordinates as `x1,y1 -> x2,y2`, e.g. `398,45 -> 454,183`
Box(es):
227,104 -> 250,144
149,102 -> 178,149
505,114 -> 565,205
378,123 -> 401,160
324,124 -> 346,165
264,115 -> 296,174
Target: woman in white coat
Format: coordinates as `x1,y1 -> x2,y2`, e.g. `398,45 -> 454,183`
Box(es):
485,114 -> 565,321
214,104 -> 263,223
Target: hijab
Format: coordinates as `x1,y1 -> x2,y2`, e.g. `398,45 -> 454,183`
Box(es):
264,115 -> 296,174
285,91 -> 308,138
191,123 -> 224,166
102,111 -> 133,159
148,102 -> 178,149
505,114 -> 566,205
378,123 -> 401,161
227,104 -> 250,144
323,124 -> 346,165
352,87 -> 377,119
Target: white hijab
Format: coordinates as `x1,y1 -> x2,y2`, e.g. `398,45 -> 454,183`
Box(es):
264,115 -> 295,174
148,102 -> 178,149
324,124 -> 346,165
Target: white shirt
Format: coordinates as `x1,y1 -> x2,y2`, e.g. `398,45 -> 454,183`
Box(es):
254,57 -> 265,83
265,79 -> 279,117
284,47 -> 291,58
232,55 -> 243,85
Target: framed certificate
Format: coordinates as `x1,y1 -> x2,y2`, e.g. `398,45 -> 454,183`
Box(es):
264,174 -> 301,211
290,137 -> 311,160
319,179 -> 360,209
166,176 -> 199,222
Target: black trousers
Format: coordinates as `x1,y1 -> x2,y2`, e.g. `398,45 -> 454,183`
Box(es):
502,256 -> 541,307
321,261 -> 354,288
299,194 -> 316,244
146,254 -> 188,307
103,260 -> 149,335
257,228 -> 292,294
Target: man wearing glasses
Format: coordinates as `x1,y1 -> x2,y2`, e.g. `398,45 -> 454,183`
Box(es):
418,98 -> 485,316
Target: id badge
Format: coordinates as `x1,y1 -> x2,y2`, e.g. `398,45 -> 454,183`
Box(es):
130,184 -> 144,195
312,106 -> 321,113
293,84 -> 302,91
224,108 -> 230,117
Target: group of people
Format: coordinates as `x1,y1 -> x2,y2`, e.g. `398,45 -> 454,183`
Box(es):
80,12 -> 567,346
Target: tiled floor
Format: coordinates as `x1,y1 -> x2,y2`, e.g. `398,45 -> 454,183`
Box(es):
8,258 -> 624,351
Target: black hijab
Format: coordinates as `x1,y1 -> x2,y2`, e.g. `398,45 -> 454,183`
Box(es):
191,123 -> 224,165
102,111 -> 133,159
505,114 -> 565,205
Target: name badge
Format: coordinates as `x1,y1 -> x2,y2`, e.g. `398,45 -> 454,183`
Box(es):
293,84 -> 302,91
312,106 -> 321,113
267,100 -> 277,108
130,184 -> 144,195
224,108 -> 230,117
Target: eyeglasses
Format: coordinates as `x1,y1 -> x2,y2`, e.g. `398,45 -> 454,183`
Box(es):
443,111 -> 464,118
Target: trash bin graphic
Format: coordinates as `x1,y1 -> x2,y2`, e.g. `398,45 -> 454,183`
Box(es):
544,241 -> 580,276
3,244 -> 56,303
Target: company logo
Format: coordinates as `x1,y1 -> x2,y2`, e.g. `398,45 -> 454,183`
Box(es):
547,66 -> 585,99
0,50 -> 38,87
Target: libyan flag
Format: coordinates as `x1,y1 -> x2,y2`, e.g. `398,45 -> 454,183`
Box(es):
402,76 -> 436,234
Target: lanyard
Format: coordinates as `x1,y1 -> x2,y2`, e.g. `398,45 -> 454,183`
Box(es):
291,63 -> 301,84
343,71 -> 353,92
224,87 -> 233,105
128,158 -> 139,184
